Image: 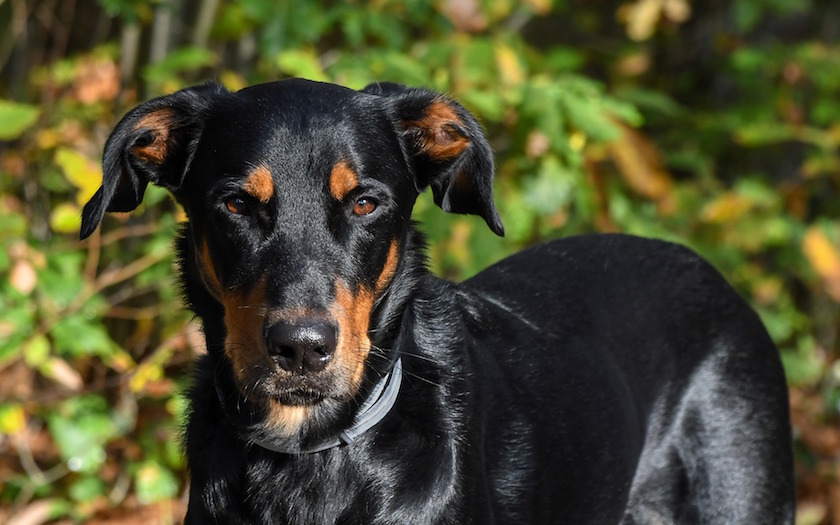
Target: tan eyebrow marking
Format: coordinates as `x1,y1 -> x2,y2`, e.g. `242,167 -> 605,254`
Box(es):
329,161 -> 359,201
244,165 -> 274,203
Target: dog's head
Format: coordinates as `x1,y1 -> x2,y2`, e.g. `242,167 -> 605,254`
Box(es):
81,79 -> 502,444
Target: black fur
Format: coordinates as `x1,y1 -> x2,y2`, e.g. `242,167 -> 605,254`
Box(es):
81,78 -> 794,524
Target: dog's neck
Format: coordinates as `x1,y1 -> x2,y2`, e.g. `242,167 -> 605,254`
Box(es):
250,358 -> 404,455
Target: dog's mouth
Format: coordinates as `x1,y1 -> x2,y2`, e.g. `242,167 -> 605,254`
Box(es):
271,387 -> 325,406
238,365 -> 347,407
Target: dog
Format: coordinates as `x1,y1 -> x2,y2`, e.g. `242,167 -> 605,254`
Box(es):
79,78 -> 795,524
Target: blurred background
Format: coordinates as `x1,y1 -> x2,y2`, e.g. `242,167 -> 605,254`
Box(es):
0,0 -> 838,523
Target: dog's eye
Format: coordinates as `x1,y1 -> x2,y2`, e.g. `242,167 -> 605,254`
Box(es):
353,197 -> 377,216
225,196 -> 250,215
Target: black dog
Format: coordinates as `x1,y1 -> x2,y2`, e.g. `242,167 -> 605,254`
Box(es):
80,79 -> 795,524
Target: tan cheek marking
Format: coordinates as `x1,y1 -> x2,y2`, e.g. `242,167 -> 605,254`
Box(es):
222,279 -> 268,386
131,109 -> 174,163
197,241 -> 223,301
265,404 -> 310,438
244,165 -> 274,203
329,161 -> 358,201
376,240 -> 400,293
330,281 -> 374,394
404,100 -> 470,160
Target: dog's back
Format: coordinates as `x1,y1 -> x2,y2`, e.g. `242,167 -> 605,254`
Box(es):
461,234 -> 794,523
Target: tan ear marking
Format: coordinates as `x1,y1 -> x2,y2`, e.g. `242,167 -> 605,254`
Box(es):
404,100 -> 470,159
132,109 -> 175,163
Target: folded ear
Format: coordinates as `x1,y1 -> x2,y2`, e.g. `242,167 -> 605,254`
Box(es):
80,83 -> 227,239
363,82 -> 504,236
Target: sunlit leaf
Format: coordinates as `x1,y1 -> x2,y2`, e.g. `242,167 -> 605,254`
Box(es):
49,202 -> 82,234
494,43 -> 525,86
608,124 -> 673,204
0,100 -> 40,140
54,148 -> 101,205
22,333 -> 50,367
0,404 -> 26,434
700,193 -> 753,224
276,50 -> 328,82
802,226 -> 840,301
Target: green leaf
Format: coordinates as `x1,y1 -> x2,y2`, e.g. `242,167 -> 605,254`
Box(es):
69,476 -> 106,503
143,47 -> 217,86
48,396 -> 119,473
135,460 -> 180,504
0,100 -> 40,140
51,315 -> 115,358
276,50 -> 328,82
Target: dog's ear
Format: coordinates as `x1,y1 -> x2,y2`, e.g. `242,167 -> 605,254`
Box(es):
80,83 -> 227,239
363,82 -> 504,236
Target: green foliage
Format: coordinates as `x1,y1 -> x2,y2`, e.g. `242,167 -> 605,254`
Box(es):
0,100 -> 40,140
1,0 -> 838,521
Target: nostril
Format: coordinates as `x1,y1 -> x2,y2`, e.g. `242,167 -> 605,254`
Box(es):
266,320 -> 337,373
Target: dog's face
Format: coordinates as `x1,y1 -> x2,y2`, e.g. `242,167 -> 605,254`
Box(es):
80,79 -> 502,441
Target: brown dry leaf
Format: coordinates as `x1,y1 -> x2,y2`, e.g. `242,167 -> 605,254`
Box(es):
9,259 -> 37,295
525,131 -> 550,158
829,484 -> 840,525
802,227 -> 840,301
608,123 -> 674,209
440,0 -> 487,33
41,357 -> 84,391
7,499 -> 61,525
73,58 -> 120,105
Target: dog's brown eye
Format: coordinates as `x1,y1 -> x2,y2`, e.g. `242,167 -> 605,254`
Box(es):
353,197 -> 377,216
225,196 -> 250,215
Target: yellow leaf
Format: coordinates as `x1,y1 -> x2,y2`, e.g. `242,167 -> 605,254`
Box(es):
699,193 -> 753,224
623,0 -> 663,42
524,0 -> 553,15
23,334 -> 50,367
130,362 -> 163,393
54,147 -> 101,205
802,227 -> 840,301
494,44 -> 525,86
220,70 -> 247,92
0,404 -> 26,434
49,202 -> 82,234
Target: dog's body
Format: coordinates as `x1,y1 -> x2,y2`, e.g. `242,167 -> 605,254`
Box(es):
81,79 -> 794,524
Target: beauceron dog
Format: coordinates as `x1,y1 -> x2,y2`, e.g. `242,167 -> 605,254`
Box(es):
80,78 -> 795,524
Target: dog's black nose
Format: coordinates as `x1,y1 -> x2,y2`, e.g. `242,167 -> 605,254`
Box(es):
266,320 -> 337,373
